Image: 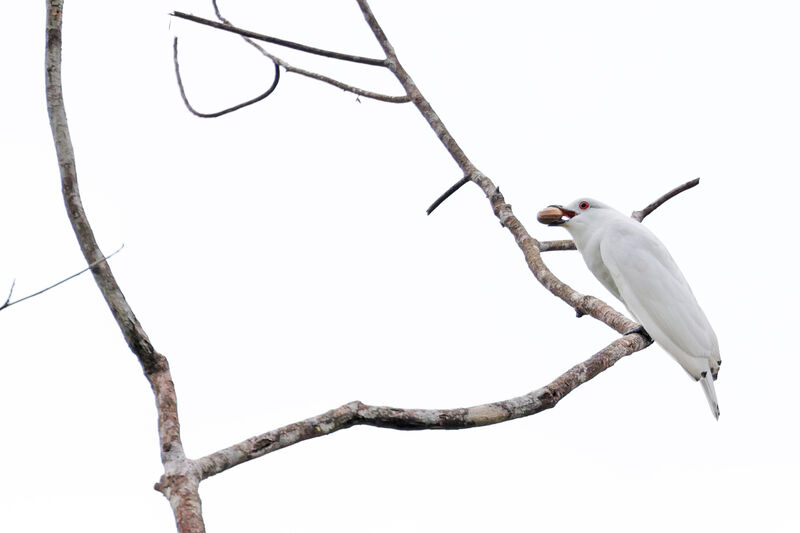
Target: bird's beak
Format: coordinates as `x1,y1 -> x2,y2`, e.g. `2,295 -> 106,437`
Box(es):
537,205 -> 577,226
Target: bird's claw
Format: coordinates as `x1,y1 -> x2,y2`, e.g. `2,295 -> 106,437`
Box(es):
624,325 -> 653,343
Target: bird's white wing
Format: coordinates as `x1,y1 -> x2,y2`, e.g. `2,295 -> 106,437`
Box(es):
598,220 -> 718,380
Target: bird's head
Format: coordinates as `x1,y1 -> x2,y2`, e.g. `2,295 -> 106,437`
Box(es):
537,198 -> 610,227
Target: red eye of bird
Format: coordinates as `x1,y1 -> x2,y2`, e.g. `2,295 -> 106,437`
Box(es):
579,201 -> 590,210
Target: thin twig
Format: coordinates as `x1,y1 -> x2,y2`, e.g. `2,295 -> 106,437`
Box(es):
3,280 -> 15,308
173,37 -> 280,118
632,177 -> 700,222
426,175 -> 470,215
171,11 -> 387,67
0,245 -> 124,312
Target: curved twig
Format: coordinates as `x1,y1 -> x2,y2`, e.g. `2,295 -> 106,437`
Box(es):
0,245 -> 124,312
173,37 -> 280,118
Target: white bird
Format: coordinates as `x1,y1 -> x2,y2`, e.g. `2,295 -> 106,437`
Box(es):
537,198 -> 721,419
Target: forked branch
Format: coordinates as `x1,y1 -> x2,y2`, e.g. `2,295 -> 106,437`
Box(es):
171,6 -> 410,110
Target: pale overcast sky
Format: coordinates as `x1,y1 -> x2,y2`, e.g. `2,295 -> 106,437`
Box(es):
1,1 -> 798,532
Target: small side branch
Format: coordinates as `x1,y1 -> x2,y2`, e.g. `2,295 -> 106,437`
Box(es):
426,176 -> 470,214
632,177 -> 700,222
0,245 -> 123,312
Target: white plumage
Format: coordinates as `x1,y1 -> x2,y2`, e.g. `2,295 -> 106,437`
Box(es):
540,198 -> 721,419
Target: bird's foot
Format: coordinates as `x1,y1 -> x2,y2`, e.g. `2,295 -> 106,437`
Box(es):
624,325 -> 653,343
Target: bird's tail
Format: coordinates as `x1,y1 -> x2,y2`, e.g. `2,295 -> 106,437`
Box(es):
700,373 -> 720,420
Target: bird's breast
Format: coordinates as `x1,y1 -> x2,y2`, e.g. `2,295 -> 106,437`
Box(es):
573,229 -> 622,301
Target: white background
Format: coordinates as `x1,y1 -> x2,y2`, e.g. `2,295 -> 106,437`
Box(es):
1,1 -> 798,532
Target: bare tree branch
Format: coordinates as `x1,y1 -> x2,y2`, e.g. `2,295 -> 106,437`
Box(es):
173,37 -> 281,118
45,2 -> 697,531
0,245 -> 123,312
195,333 -> 649,479
632,177 -> 701,222
171,11 -> 387,66
45,2 -> 201,532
